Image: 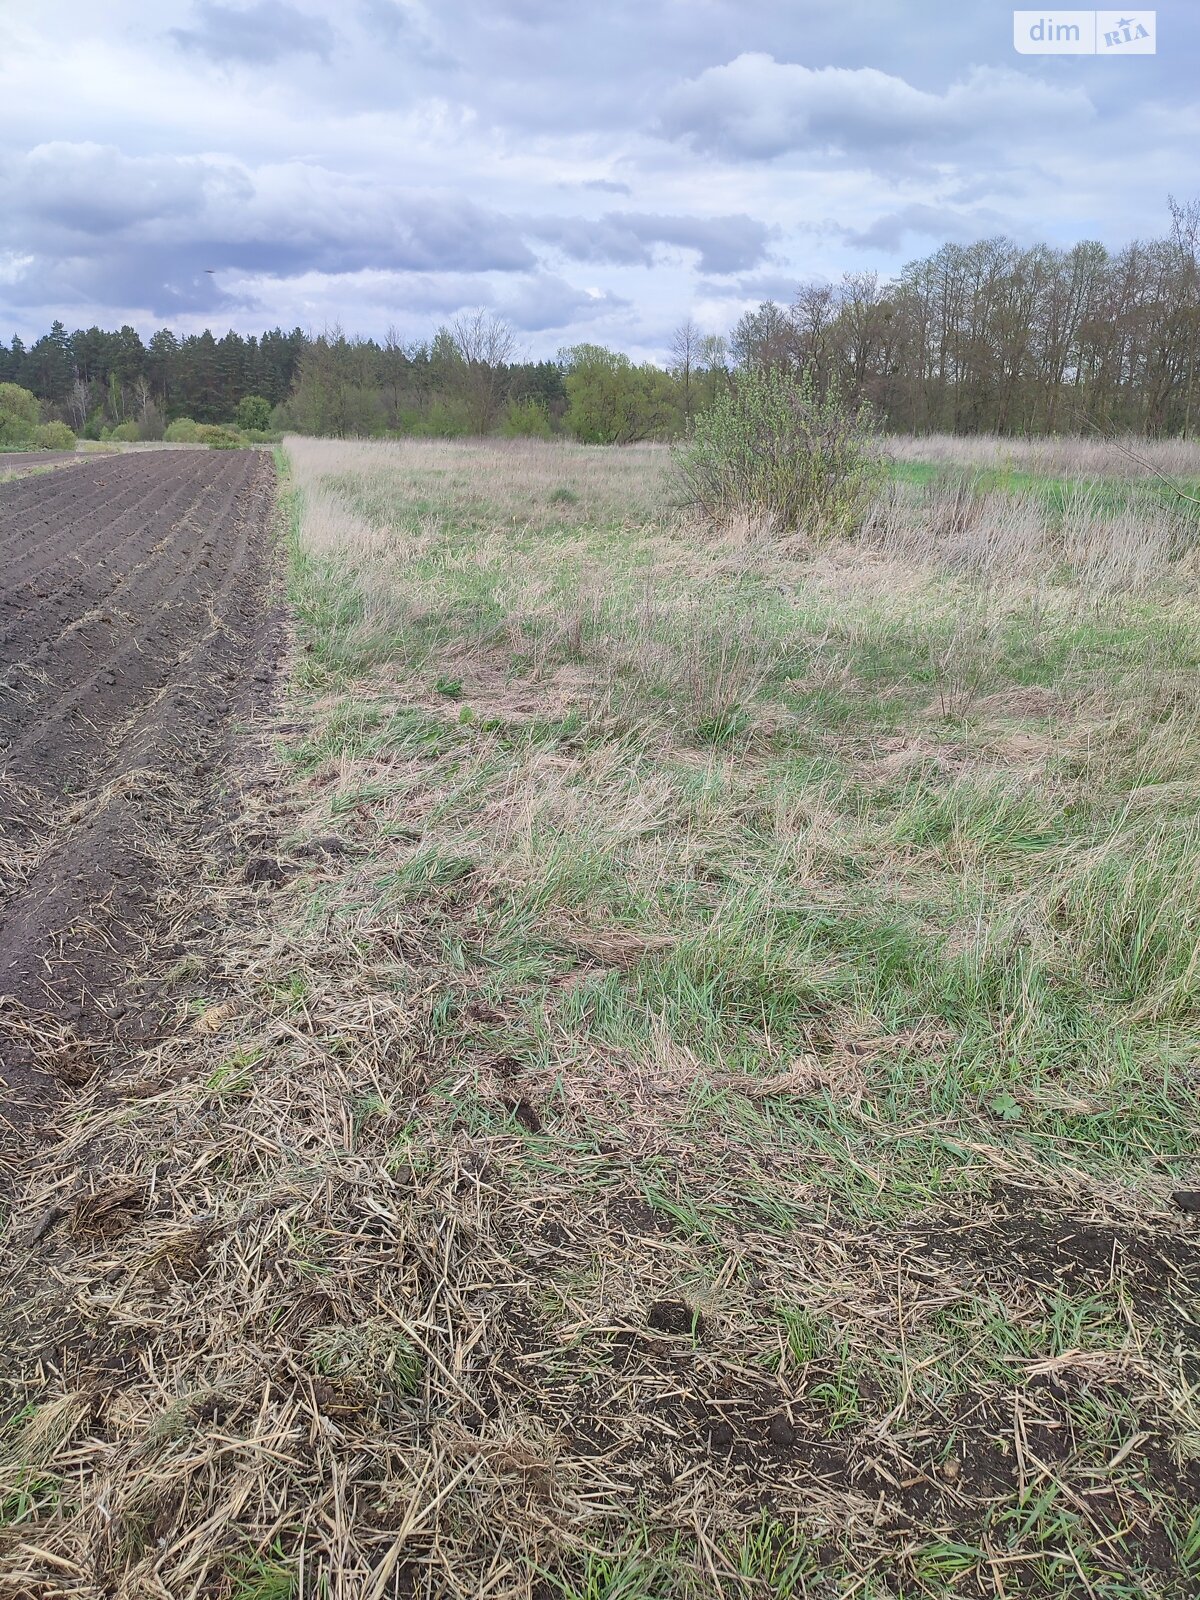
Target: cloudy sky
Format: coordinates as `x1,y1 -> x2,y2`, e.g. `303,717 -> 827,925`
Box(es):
1,1 -> 1197,359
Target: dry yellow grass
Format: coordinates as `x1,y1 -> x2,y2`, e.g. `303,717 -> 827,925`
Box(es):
885,431 -> 1200,479
286,433 -> 674,544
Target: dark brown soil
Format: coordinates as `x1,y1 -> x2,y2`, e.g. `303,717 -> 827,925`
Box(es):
0,449 -> 281,1137
902,1198 -> 1198,1307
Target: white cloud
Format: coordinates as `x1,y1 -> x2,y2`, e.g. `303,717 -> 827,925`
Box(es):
529,212 -> 772,274
496,273 -> 630,332
658,54 -> 1095,162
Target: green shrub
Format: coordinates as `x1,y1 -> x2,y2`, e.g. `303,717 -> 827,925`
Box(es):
165,417 -> 202,443
674,367 -> 882,539
235,394 -> 272,432
0,381 -> 39,447
501,397 -> 553,438
33,421 -> 76,450
196,424 -> 244,449
166,418 -> 249,447
413,397 -> 472,438
562,344 -> 682,444
106,421 -> 140,443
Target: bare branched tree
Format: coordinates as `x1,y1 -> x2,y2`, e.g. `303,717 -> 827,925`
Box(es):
450,311 -> 519,434
1168,194 -> 1200,437
697,333 -> 729,375
730,301 -> 794,372
67,377 -> 90,433
669,316 -> 701,425
791,282 -> 837,388
381,324 -> 411,423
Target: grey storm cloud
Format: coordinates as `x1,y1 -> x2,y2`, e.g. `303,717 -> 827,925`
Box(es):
658,54 -> 1095,162
695,269 -> 807,304
531,212 -> 771,275
0,247 -> 236,319
497,274 -> 630,333
11,144 -> 241,236
0,142 -> 658,331
170,0 -> 336,64
0,144 -> 537,315
836,203 -> 1009,252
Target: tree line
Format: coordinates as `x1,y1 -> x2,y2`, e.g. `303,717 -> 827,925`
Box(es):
737,197 -> 1200,436
4,202 -> 1198,440
0,323 -> 306,438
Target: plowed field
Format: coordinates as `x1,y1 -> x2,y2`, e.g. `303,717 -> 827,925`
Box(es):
0,449 -> 279,1128
0,452 -> 81,477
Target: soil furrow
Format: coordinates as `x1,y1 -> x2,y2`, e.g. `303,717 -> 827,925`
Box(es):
0,452 -> 225,648
0,452 -> 203,572
2,455 -> 260,791
0,449 -> 281,1131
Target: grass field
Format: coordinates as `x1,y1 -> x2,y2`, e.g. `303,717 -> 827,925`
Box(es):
884,433 -> 1200,480
5,434 -> 1199,1598
274,437 -> 1200,1594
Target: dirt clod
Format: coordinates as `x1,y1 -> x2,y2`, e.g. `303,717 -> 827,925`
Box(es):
647,1300 -> 703,1336
709,1420 -> 736,1452
767,1412 -> 796,1448
27,1204 -> 65,1245
243,855 -> 287,885
298,834 -> 353,859
511,1098 -> 542,1133
69,1178 -> 143,1237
